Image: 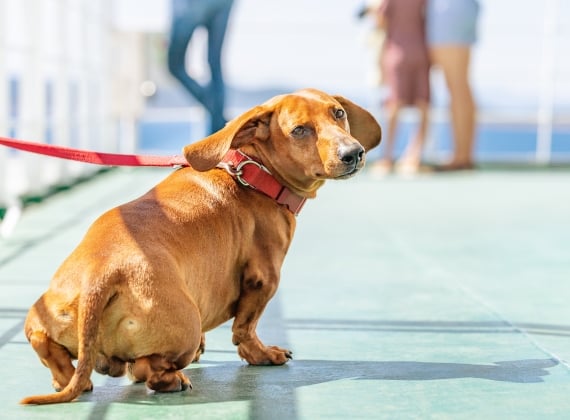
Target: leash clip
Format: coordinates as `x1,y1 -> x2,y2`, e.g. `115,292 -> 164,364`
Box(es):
234,159 -> 270,188
217,150 -> 306,216
218,159 -> 270,189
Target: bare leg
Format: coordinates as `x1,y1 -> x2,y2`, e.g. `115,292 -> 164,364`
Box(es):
430,46 -> 477,167
396,100 -> 430,172
372,102 -> 401,174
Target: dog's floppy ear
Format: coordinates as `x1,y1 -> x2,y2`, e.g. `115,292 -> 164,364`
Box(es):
334,95 -> 382,152
183,105 -> 273,171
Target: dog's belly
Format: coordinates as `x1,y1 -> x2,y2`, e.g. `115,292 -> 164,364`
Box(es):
200,303 -> 236,332
191,285 -> 240,332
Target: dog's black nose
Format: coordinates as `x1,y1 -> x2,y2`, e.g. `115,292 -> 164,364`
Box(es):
339,144 -> 365,167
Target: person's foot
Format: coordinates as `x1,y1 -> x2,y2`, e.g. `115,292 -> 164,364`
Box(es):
396,162 -> 437,176
395,157 -> 421,175
370,159 -> 393,176
432,162 -> 476,172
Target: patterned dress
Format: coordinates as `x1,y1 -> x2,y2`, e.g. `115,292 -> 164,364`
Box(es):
378,0 -> 430,106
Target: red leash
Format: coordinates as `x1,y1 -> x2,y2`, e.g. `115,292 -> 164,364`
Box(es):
0,136 -> 188,167
0,136 -> 306,215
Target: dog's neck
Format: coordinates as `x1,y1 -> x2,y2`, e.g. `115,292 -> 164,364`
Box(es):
218,149 -> 307,216
239,145 -> 325,199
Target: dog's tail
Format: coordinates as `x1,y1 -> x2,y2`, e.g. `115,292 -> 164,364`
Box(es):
21,283 -> 114,405
20,356 -> 94,405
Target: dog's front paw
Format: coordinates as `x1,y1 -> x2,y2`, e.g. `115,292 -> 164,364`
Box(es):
238,342 -> 293,365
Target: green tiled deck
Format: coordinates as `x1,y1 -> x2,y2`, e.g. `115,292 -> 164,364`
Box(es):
1,166 -> 569,419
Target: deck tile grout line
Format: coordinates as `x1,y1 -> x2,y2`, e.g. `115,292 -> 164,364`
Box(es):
387,231 -> 570,372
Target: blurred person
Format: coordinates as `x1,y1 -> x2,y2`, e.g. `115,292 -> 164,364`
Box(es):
357,0 -> 386,87
427,0 -> 480,171
371,0 -> 430,175
168,0 -> 234,134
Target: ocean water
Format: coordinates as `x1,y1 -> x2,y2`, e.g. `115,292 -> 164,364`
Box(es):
138,118 -> 570,163
391,120 -> 570,162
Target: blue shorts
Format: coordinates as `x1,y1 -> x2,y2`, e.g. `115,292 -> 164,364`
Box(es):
426,0 -> 480,46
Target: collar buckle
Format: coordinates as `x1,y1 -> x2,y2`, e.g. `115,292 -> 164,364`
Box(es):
233,159 -> 270,188
218,150 -> 307,216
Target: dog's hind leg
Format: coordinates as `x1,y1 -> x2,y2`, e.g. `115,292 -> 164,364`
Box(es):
28,331 -> 93,393
95,354 -> 127,377
192,333 -> 206,362
126,292 -> 202,392
127,352 -> 195,392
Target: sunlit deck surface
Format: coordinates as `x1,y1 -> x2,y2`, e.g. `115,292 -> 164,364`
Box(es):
1,166 -> 569,419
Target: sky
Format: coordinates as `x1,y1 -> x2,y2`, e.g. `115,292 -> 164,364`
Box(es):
113,0 -> 570,120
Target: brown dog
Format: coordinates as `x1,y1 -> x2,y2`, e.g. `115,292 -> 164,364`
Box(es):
21,88 -> 381,404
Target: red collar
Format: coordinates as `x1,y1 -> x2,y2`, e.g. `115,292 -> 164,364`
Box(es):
219,150 -> 306,216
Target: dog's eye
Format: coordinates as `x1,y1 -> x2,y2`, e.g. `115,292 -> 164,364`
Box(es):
291,126 -> 307,137
334,108 -> 345,119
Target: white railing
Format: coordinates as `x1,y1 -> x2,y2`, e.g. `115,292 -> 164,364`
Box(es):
0,0 -> 142,237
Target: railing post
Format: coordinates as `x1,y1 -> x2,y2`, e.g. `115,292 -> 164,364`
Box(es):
536,0 -> 559,165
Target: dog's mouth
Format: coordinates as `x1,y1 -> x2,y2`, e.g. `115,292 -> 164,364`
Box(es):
315,157 -> 365,180
334,165 -> 362,180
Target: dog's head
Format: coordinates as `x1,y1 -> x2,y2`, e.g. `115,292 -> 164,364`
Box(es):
183,89 -> 381,197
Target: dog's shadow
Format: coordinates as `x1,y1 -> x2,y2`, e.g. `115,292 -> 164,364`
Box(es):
84,357 -> 558,407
